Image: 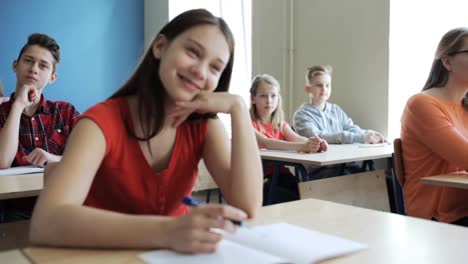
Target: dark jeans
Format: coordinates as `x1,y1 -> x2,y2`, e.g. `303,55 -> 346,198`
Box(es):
1,198 -> 35,223
263,172 -> 299,205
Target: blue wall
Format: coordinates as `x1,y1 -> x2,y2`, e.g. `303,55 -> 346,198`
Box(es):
0,0 -> 144,112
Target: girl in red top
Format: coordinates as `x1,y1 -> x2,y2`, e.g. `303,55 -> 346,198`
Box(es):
30,9 -> 263,253
249,74 -> 327,204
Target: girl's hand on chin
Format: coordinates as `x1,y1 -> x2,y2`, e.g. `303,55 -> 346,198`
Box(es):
169,92 -> 244,127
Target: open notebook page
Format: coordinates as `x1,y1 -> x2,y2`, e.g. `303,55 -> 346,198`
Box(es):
139,222 -> 367,264
225,223 -> 367,264
139,239 -> 286,264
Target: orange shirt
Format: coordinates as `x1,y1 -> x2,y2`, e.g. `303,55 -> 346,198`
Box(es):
252,121 -> 291,176
251,121 -> 286,148
401,93 -> 468,222
81,97 -> 208,216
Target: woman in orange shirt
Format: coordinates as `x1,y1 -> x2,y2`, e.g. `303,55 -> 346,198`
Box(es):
401,27 -> 468,226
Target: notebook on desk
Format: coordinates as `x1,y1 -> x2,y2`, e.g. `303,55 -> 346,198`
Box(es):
139,222 -> 367,264
355,143 -> 391,148
0,166 -> 44,176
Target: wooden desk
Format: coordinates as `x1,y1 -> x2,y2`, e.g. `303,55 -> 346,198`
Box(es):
20,198 -> 468,264
421,171 -> 468,189
0,250 -> 30,264
261,144 -> 394,207
0,173 -> 43,200
260,144 -> 393,166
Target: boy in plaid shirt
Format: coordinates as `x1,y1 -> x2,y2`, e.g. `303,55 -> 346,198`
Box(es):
0,33 -> 79,220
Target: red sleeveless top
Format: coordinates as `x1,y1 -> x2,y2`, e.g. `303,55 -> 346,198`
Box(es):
81,97 -> 208,216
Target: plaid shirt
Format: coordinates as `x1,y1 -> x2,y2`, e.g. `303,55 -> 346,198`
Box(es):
0,93 -> 80,166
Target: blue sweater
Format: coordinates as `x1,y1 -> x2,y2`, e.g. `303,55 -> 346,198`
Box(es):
293,102 -> 369,144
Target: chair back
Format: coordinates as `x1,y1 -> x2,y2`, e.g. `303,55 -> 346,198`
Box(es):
393,138 -> 405,186
392,138 -> 405,214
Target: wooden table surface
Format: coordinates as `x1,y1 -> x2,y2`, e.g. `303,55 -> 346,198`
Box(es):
421,171 -> 468,189
260,144 -> 393,166
15,198 -> 468,264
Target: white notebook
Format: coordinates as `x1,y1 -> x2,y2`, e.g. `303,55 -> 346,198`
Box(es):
139,222 -> 367,264
0,165 -> 44,176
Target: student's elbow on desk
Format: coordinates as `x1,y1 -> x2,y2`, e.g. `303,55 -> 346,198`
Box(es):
29,199 -> 65,245
226,195 -> 261,218
29,208 -> 52,245
30,204 -> 76,247
242,203 -> 261,219
0,159 -> 13,169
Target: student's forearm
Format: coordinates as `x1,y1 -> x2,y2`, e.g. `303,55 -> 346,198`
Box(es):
321,132 -> 361,144
261,138 -> 305,152
0,104 -> 24,168
30,204 -> 171,248
228,100 -> 262,217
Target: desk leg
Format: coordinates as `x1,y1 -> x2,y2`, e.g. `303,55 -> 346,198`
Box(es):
294,164 -> 308,182
361,160 -> 375,171
266,162 -> 280,205
0,201 -> 4,223
263,160 -> 307,205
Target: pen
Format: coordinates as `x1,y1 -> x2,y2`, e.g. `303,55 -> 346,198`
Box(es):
182,196 -> 246,227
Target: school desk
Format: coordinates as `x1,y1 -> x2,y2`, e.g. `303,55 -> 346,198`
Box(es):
260,144 -> 395,207
260,143 -> 393,167
0,173 -> 43,200
6,198 -> 468,264
421,171 -> 468,189
0,249 -> 30,264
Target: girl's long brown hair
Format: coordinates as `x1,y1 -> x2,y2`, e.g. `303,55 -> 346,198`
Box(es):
111,9 -> 235,144
422,27 -> 468,106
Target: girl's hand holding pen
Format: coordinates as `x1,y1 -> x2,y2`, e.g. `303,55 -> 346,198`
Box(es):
165,203 -> 248,254
300,137 -> 321,153
318,138 -> 328,152
300,136 -> 328,153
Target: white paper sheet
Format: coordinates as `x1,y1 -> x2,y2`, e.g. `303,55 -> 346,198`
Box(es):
139,222 -> 367,264
0,166 -> 44,176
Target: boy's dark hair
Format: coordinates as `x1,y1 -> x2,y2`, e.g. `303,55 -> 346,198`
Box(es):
17,33 -> 61,71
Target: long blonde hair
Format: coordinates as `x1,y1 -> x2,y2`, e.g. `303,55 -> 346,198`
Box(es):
249,74 -> 284,132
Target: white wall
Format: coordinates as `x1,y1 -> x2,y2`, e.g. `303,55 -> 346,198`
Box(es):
144,0 -> 168,49
252,0 -> 293,116
253,0 -> 390,136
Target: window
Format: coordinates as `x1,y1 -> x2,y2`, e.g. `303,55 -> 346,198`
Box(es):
169,0 -> 252,136
388,0 -> 468,139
